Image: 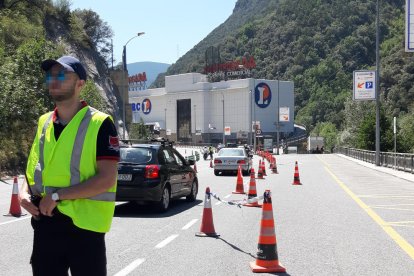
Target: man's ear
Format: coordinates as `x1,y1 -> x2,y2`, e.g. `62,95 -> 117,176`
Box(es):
77,79 -> 86,90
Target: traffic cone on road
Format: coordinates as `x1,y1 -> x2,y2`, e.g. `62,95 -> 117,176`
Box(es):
250,190 -> 286,273
233,165 -> 245,194
193,162 -> 198,173
292,161 -> 302,185
210,159 -> 213,168
243,170 -> 262,208
257,161 -> 264,179
271,158 -> 279,174
4,176 -> 25,217
196,187 -> 219,237
261,160 -> 267,176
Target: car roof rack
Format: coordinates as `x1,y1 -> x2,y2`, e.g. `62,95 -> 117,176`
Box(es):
119,138 -> 174,148
150,137 -> 174,147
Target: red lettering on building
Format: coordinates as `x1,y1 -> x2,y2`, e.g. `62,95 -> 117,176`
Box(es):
204,57 -> 256,74
128,72 -> 147,83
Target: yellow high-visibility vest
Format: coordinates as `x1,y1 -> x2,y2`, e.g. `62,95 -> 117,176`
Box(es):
26,106 -> 117,233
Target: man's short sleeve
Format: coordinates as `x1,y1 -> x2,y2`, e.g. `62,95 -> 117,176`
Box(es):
97,118 -> 120,161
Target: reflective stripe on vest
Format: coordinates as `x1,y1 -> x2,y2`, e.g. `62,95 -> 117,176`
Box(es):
33,107 -> 115,202
33,113 -> 53,194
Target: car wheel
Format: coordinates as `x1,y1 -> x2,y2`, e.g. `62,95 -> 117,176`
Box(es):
186,180 -> 198,202
214,170 -> 220,176
157,186 -> 170,212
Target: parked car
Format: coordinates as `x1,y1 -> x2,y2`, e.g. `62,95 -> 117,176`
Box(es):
116,139 -> 198,211
214,147 -> 251,176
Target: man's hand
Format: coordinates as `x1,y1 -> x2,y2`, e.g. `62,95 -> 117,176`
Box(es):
19,192 -> 40,217
39,194 -> 58,217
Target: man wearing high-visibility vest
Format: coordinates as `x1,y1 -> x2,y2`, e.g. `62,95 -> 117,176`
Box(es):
19,55 -> 119,276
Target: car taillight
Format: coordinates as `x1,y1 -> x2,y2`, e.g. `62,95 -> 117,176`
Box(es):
214,159 -> 222,164
237,160 -> 246,164
145,165 -> 160,179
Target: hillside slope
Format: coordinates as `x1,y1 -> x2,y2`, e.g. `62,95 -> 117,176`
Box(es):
154,0 -> 412,152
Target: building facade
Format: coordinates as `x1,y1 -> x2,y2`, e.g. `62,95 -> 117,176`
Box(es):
129,73 -> 294,146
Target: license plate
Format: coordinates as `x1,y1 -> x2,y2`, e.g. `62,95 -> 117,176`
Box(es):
117,174 -> 132,181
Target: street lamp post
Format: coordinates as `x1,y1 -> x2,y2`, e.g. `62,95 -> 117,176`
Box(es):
276,80 -> 280,155
121,32 -> 145,139
164,108 -> 167,138
375,0 -> 381,166
194,104 -> 197,144
221,93 -> 225,145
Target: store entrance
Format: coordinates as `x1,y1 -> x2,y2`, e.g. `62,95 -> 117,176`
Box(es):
177,99 -> 192,143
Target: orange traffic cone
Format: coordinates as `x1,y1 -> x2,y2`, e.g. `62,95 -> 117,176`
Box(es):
271,158 -> 279,174
193,162 -> 198,173
4,176 -> 25,217
243,170 -> 262,208
250,190 -> 286,273
257,161 -> 264,179
261,160 -> 267,176
292,161 -> 302,185
233,165 -> 245,194
196,187 -> 219,237
210,159 -> 213,168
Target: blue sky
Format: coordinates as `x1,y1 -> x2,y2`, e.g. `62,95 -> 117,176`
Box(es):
70,0 -> 237,65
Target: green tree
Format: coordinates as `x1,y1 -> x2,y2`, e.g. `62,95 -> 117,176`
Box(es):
396,112 -> 414,153
311,122 -> 338,152
80,80 -> 107,112
0,38 -> 56,174
128,118 -> 150,140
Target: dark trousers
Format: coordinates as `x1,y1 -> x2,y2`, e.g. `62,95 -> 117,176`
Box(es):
30,212 -> 107,276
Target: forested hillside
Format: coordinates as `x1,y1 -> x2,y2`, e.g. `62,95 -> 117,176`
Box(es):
155,0 -> 414,153
0,0 -> 116,174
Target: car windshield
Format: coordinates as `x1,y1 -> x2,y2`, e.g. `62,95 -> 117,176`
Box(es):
218,148 -> 245,157
120,147 -> 153,164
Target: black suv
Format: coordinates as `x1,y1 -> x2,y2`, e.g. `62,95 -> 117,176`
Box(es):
116,139 -> 198,211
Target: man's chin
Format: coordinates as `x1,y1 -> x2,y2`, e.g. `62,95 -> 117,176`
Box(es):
51,95 -> 71,102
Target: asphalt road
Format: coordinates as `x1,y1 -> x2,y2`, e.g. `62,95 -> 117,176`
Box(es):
1,150 -> 413,275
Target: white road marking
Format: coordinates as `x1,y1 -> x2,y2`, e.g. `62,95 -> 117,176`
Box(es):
182,219 -> 198,230
114,258 -> 145,276
155,234 -> 179,249
215,201 -> 222,205
0,216 -> 31,226
224,194 -> 231,199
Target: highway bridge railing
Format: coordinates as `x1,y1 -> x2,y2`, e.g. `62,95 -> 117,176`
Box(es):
336,147 -> 414,174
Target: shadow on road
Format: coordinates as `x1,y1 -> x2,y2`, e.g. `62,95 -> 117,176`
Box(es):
114,199 -> 203,218
217,237 -> 291,276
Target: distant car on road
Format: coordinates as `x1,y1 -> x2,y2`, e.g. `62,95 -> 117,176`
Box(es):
116,140 -> 198,211
214,147 -> 251,176
216,143 -> 225,151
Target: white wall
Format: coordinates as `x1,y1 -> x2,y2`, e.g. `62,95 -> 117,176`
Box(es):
128,73 -> 294,138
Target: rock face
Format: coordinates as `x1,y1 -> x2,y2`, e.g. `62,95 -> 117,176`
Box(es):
44,16 -> 125,135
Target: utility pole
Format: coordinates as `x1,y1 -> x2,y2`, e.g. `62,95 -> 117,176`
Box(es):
222,96 -> 225,145
375,0 -> 381,166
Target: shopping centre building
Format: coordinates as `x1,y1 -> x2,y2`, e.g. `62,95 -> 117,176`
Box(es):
128,72 -> 295,147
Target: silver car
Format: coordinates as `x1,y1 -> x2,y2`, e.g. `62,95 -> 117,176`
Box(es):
214,147 -> 251,176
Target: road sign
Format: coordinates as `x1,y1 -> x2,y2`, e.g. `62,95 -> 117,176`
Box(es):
279,107 -> 290,122
255,129 -> 262,135
224,126 -> 231,136
252,121 -> 260,131
353,70 -> 376,101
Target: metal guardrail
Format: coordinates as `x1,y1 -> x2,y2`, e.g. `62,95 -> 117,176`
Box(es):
336,147 -> 414,174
